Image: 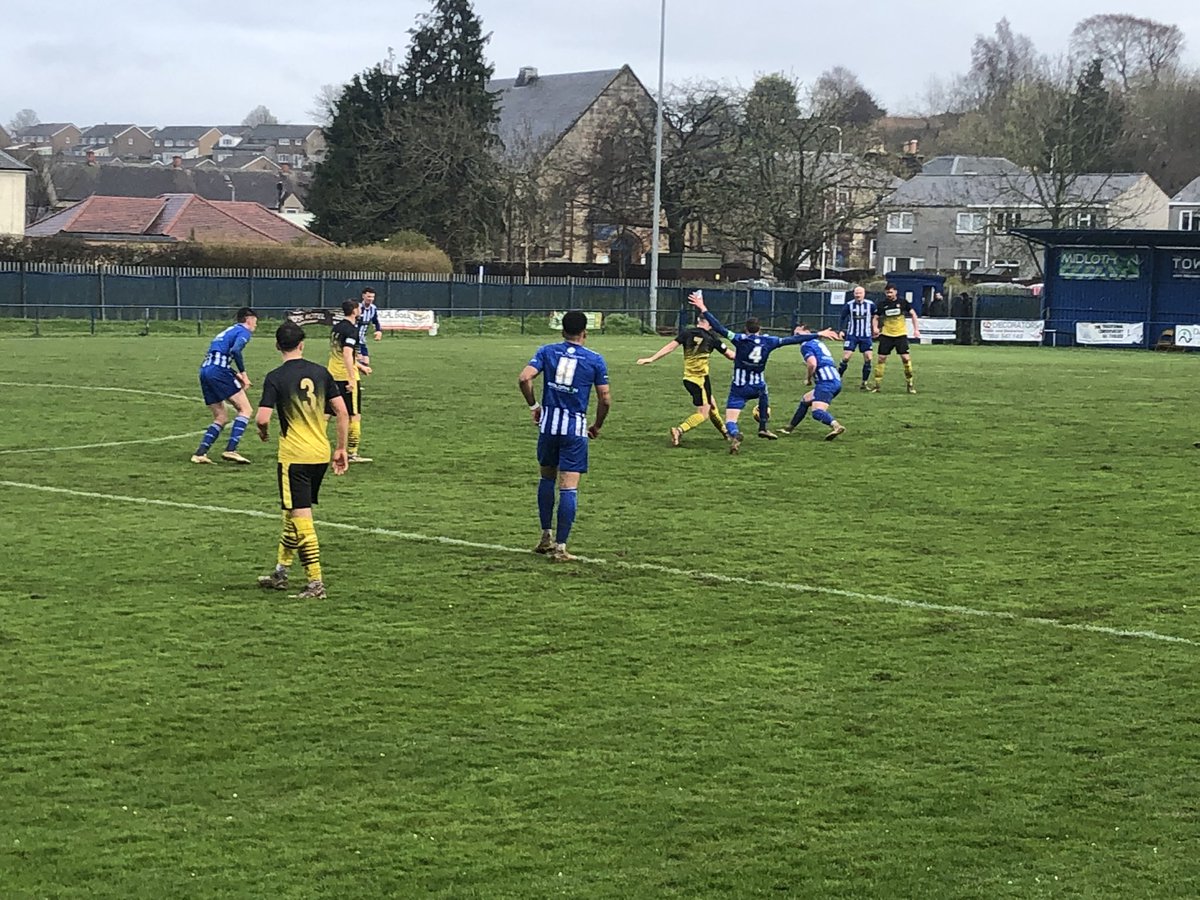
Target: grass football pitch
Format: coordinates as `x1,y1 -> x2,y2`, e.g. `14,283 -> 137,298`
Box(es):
1,332 -> 1199,899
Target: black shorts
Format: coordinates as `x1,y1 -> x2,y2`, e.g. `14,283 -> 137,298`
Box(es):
277,462 -> 328,511
683,376 -> 716,407
335,380 -> 361,416
877,335 -> 911,356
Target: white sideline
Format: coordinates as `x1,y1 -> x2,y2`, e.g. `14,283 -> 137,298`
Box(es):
0,381 -> 196,403
0,432 -> 200,455
1,479 -> 1194,648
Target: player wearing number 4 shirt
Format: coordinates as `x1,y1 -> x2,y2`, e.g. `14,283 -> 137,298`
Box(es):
255,321 -> 349,600
687,291 -> 836,454
518,310 -> 612,562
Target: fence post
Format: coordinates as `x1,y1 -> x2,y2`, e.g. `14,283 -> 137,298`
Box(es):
20,261 -> 27,319
90,307 -> 96,335
569,276 -> 575,308
521,311 -> 526,334
174,272 -> 182,320
98,270 -> 106,322
247,273 -> 255,311
319,272 -> 326,307
145,306 -> 151,335
34,304 -> 40,337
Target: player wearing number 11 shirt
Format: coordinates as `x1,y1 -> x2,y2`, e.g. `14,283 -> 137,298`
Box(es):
518,311 -> 612,562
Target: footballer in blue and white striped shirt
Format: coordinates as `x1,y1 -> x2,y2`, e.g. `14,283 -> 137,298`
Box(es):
780,325 -> 846,441
838,285 -> 877,390
518,311 -> 612,562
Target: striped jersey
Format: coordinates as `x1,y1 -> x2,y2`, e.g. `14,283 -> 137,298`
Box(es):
801,339 -> 841,387
357,303 -> 381,348
528,341 -> 609,436
200,322 -> 252,372
841,298 -> 876,339
702,311 -> 811,387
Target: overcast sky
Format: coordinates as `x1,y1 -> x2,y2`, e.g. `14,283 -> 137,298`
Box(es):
4,0 -> 1199,128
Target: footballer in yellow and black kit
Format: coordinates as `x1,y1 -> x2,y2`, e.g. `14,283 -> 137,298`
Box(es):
327,317 -> 361,415
259,358 -> 340,510
870,287 -> 919,393
673,326 -> 729,438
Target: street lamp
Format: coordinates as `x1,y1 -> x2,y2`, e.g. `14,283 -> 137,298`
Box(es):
648,0 -> 666,332
820,124 -> 844,279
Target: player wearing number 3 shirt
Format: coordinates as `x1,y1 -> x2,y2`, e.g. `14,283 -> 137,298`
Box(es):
518,310 -> 612,562
687,291 -> 835,454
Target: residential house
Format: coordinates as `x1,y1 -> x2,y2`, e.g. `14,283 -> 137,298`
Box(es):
0,149 -> 33,234
877,155 -> 1170,277
1169,176 -> 1200,231
490,65 -> 657,266
79,124 -> 155,159
0,125 -> 11,149
10,123 -> 81,155
47,160 -> 312,228
152,126 -> 223,163
220,124 -> 325,169
26,193 -> 328,245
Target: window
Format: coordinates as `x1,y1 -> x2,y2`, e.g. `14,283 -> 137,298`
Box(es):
993,259 -> 1020,271
869,239 -> 877,267
884,256 -> 921,272
127,137 -> 134,145
886,212 -> 914,233
164,140 -> 174,147
994,210 -> 1022,230
835,189 -> 851,210
1181,210 -> 1200,231
954,258 -> 982,273
956,212 -> 986,234
279,138 -> 291,145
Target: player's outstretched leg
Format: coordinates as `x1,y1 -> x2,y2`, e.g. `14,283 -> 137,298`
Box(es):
781,399 -> 810,435
813,408 -> 845,440
193,420 -> 225,463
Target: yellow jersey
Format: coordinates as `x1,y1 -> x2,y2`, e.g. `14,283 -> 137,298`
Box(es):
677,327 -> 728,383
259,358 -> 338,464
876,297 -> 913,338
327,318 -> 360,381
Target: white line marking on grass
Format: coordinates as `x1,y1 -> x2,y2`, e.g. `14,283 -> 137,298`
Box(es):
0,382 -> 196,403
0,432 -> 200,455
1,478 -> 1194,648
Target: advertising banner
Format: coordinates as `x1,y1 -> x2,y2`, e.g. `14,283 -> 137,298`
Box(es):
1075,322 -> 1144,345
378,308 -> 438,334
1059,250 -> 1140,280
910,318 -> 956,342
1169,252 -> 1200,279
1173,324 -> 1200,346
981,320 -> 1045,343
550,311 -> 604,330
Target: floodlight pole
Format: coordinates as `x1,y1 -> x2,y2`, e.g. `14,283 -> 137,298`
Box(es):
648,0 -> 666,332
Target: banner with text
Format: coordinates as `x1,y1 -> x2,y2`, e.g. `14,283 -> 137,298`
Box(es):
286,307 -> 336,327
1059,250 -> 1140,280
1169,251 -> 1200,279
1075,322 -> 1144,345
378,308 -> 438,334
1173,324 -> 1200,347
550,311 -> 604,330
981,319 -> 1045,343
910,318 -> 956,342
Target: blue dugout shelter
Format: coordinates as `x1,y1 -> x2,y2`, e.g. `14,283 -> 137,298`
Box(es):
1014,229 -> 1200,348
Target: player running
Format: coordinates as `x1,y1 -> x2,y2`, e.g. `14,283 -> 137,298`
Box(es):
636,315 -> 735,446
779,324 -> 846,440
687,291 -> 836,454
518,311 -> 612,562
838,285 -> 876,390
192,306 -> 258,465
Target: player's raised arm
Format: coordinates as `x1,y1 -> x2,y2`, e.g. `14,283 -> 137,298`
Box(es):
637,339 -> 680,365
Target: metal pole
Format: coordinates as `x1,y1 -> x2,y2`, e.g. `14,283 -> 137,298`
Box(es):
648,0 -> 666,333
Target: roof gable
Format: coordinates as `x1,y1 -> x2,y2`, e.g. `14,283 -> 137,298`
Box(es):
888,171 -> 1147,207
487,67 -> 624,155
0,149 -> 33,172
1171,175 -> 1200,204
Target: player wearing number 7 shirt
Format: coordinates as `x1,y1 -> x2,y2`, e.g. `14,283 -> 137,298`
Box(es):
517,310 -> 612,562
687,291 -> 836,454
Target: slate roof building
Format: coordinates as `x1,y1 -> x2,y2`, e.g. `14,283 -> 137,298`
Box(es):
1168,176 -> 1200,231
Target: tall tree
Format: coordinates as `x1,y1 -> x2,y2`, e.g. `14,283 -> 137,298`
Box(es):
308,85 -> 343,126
812,67 -> 885,125
7,108 -> 38,133
241,105 -> 279,127
964,18 -> 1041,107
1071,14 -> 1185,89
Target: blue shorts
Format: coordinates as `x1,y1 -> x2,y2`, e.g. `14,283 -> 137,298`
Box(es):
199,365 -> 242,405
725,382 -> 766,411
843,336 -> 872,353
537,432 -> 589,473
813,381 -> 842,405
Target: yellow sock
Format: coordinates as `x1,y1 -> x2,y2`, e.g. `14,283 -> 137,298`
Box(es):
348,420 -> 361,455
709,406 -> 726,434
875,360 -> 886,383
679,412 -> 706,433
903,361 -> 914,382
277,512 -> 297,568
294,516 -> 322,583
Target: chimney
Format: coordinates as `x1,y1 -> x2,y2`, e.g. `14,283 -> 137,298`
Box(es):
903,139 -> 920,155
280,162 -> 291,174
172,155 -> 182,168
515,66 -> 539,87
276,180 -> 285,210
86,149 -> 96,166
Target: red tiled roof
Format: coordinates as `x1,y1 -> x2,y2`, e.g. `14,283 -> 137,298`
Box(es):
27,193 -> 328,246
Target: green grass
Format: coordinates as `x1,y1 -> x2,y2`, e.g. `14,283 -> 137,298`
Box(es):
2,333 -> 1200,898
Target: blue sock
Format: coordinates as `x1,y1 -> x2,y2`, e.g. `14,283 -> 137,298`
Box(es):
838,360 -> 848,375
789,401 -> 810,429
727,420 -> 741,439
556,489 -> 578,545
196,422 -> 223,455
813,409 -> 834,426
862,362 -> 872,382
226,415 -> 249,451
537,477 -> 555,531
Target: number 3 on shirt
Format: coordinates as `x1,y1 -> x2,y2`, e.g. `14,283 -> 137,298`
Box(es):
554,356 -> 579,385
748,345 -> 764,364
